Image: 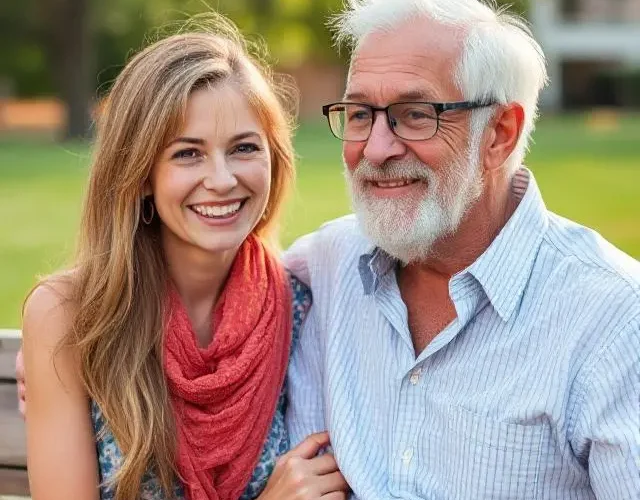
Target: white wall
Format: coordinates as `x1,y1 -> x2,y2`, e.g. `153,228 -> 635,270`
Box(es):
531,0 -> 640,108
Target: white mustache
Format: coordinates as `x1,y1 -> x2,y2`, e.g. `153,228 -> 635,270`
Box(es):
350,159 -> 433,183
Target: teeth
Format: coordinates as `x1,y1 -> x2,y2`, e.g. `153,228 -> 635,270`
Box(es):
374,180 -> 413,188
192,201 -> 242,218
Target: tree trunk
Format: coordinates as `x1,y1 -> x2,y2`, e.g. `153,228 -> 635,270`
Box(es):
48,0 -> 93,140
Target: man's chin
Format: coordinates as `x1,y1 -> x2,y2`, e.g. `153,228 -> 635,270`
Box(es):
352,209 -> 417,262
351,197 -> 449,263
352,201 -> 414,234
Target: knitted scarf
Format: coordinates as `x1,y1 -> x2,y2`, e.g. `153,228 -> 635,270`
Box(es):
164,235 -> 292,500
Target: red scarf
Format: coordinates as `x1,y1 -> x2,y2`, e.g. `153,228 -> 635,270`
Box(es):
164,235 -> 292,500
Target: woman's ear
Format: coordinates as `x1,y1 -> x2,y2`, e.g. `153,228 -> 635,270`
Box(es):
483,102 -> 524,172
142,181 -> 153,198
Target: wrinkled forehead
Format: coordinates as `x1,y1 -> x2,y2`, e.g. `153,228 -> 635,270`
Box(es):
346,17 -> 466,104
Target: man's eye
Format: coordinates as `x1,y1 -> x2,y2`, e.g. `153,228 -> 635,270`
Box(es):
348,110 -> 371,122
233,143 -> 261,155
403,109 -> 434,121
172,148 -> 201,160
409,111 -> 428,119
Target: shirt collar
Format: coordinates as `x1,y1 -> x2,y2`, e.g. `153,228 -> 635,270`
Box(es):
359,247 -> 395,295
358,168 -> 549,321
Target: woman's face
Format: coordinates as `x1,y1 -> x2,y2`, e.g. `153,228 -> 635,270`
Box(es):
149,83 -> 271,256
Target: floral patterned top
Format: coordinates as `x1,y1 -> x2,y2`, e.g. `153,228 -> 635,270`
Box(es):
92,275 -> 311,499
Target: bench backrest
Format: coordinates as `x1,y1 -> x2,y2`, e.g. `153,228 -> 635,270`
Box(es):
0,329 -> 29,495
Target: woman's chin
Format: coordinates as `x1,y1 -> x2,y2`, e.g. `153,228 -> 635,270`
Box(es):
190,228 -> 252,255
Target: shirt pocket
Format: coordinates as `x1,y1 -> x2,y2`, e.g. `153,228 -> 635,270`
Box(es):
418,405 -> 546,500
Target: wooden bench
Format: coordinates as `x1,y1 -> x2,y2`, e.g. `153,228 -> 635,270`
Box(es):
0,329 -> 29,496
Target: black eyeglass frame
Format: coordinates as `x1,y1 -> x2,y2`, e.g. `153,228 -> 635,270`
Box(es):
321,100 -> 496,142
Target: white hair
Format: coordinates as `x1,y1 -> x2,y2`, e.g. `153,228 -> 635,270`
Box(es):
331,0 -> 549,173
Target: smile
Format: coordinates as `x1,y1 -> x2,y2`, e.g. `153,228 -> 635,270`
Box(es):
369,179 -> 419,188
189,200 -> 246,219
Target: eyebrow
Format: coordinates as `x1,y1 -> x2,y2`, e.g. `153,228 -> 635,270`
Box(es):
343,91 -> 369,102
396,90 -> 435,102
166,137 -> 206,148
230,131 -> 262,142
343,89 -> 437,103
166,131 -> 261,148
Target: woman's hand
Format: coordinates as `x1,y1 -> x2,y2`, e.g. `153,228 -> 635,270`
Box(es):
258,432 -> 349,500
16,348 -> 26,418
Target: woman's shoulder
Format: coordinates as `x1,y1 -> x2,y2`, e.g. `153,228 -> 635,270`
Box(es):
22,273 -> 76,345
21,272 -> 83,403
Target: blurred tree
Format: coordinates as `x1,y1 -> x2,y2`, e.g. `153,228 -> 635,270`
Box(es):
0,0 -> 529,139
0,0 -> 94,138
0,0 -> 51,96
46,0 -> 93,139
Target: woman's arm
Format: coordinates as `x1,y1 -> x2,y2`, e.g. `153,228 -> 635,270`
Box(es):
22,284 -> 100,500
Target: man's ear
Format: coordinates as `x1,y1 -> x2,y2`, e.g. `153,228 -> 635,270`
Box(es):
482,102 -> 524,172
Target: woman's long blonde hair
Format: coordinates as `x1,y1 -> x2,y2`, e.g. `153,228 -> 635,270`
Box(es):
47,14 -> 296,500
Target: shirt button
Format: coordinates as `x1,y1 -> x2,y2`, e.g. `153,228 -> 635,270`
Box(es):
401,448 -> 414,465
409,368 -> 422,385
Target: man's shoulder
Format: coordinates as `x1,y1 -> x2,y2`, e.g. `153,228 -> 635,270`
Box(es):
543,211 -> 640,300
310,213 -> 369,248
284,214 -> 371,275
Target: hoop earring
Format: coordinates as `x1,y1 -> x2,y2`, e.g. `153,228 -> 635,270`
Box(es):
142,197 -> 155,225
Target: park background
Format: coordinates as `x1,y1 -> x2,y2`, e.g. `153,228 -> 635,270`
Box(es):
0,0 -> 638,497
1,0 -> 639,330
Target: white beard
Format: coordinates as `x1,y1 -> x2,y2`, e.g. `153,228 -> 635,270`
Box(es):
345,143 -> 484,264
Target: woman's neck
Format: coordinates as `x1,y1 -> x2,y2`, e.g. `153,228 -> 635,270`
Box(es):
161,229 -> 240,346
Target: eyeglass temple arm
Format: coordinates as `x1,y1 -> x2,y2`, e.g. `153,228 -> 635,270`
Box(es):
436,101 -> 496,114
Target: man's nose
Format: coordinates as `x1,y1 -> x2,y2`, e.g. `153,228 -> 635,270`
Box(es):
362,111 -> 406,166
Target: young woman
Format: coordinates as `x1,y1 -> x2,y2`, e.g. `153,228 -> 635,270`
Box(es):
20,15 -> 348,500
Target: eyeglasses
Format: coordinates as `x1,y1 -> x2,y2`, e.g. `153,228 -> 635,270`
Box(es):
322,100 -> 496,142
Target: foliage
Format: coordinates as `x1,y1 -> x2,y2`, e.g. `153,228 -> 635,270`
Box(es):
1,0 -> 528,98
0,0 -> 51,96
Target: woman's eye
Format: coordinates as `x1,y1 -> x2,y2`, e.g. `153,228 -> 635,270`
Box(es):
171,148 -> 202,161
232,143 -> 261,155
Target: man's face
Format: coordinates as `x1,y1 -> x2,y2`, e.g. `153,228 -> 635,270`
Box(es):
343,18 -> 485,263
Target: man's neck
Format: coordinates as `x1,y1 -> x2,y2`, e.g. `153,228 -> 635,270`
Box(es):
407,170 -> 519,279
397,170 -> 520,354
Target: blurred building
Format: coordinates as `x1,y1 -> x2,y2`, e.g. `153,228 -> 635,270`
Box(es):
531,0 -> 640,109
283,62 -> 346,121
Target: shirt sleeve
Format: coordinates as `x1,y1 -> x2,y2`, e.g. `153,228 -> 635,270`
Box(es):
570,315 -> 640,499
285,300 -> 327,448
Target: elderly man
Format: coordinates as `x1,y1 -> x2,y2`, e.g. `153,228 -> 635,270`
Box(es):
284,0 -> 640,499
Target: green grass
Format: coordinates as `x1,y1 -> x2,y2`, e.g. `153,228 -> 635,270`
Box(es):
1,114 -> 639,327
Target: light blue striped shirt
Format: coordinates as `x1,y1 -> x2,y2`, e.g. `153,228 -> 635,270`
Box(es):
284,169 -> 640,499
